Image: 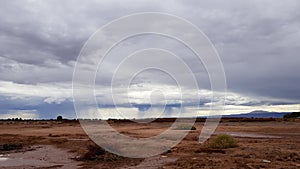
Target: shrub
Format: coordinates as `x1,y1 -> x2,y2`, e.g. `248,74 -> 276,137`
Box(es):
81,144 -> 121,161
0,143 -> 23,151
176,124 -> 196,130
82,145 -> 106,160
56,115 -> 63,121
207,134 -> 238,149
284,112 -> 300,118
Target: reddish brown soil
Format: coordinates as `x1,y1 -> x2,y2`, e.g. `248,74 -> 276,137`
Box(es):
0,119 -> 299,169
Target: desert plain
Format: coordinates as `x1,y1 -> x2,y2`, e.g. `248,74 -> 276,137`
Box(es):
0,118 -> 300,169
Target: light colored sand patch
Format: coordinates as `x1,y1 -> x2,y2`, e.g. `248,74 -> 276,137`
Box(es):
215,132 -> 282,138
121,156 -> 177,169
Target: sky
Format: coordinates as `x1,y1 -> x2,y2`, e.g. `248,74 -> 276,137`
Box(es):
0,0 -> 300,119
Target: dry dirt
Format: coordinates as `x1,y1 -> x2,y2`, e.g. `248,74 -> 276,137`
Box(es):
0,119 -> 300,169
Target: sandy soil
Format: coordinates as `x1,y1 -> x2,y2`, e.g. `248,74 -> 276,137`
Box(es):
0,119 -> 300,169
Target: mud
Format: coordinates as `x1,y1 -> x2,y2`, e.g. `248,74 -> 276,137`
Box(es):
0,145 -> 81,169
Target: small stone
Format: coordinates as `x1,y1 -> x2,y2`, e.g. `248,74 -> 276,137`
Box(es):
161,155 -> 168,158
246,164 -> 255,169
262,159 -> 271,163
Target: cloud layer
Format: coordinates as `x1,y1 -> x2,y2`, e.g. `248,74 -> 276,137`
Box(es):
0,0 -> 300,119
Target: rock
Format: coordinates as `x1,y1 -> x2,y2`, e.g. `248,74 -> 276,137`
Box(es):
262,159 -> 271,163
246,164 -> 255,169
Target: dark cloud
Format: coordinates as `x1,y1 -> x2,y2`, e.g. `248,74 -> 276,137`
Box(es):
0,0 -> 299,118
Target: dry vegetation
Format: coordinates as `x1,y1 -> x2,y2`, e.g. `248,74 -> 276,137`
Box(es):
206,134 -> 238,149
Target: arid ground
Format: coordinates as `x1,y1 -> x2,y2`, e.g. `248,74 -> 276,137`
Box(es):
0,119 -> 300,169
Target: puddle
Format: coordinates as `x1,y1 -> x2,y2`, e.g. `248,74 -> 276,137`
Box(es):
215,132 -> 282,138
0,145 -> 81,168
0,157 -> 9,161
0,154 -> 9,161
0,158 -> 55,167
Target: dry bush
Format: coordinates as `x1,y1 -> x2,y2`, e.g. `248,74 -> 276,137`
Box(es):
81,144 -> 122,161
0,143 -> 23,151
175,124 -> 196,130
207,134 -> 238,149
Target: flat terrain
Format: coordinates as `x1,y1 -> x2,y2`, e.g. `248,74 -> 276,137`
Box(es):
0,119 -> 300,169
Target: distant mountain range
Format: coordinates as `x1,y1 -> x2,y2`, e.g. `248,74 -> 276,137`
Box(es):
221,110 -> 290,118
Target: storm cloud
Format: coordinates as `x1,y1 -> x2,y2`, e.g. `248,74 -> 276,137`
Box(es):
0,0 -> 299,119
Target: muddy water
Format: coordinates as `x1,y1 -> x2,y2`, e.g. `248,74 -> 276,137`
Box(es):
0,145 -> 81,169
0,154 -> 9,162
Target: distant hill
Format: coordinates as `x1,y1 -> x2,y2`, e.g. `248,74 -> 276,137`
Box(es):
222,110 -> 289,118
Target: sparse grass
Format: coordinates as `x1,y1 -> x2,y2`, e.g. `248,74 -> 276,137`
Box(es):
80,144 -> 122,161
0,143 -> 23,151
48,133 -> 60,137
175,124 -> 196,130
207,134 -> 238,149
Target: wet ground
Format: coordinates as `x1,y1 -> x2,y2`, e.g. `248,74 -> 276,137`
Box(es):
0,145 -> 81,169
